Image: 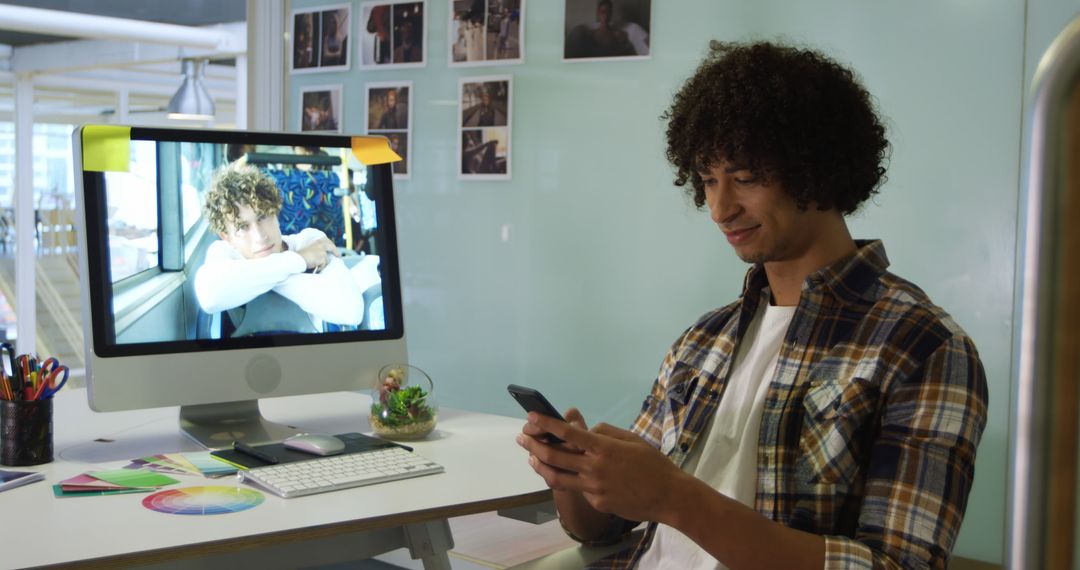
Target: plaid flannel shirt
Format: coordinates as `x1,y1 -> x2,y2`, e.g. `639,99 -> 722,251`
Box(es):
585,240 -> 988,569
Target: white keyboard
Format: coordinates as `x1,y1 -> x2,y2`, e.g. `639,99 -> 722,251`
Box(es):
238,447 -> 445,498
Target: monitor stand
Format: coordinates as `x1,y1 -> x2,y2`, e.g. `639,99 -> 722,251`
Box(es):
179,400 -> 303,450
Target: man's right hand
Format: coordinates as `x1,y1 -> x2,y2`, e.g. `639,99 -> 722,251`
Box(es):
518,408 -> 616,542
296,237 -> 341,272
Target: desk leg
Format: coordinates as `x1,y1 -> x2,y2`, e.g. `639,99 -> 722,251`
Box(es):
403,518 -> 454,570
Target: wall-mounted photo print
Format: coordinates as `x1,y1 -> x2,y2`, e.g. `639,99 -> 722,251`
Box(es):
384,132 -> 409,177
366,82 -> 413,178
291,5 -> 352,72
449,0 -> 525,67
563,0 -> 650,61
299,86 -> 343,133
360,1 -> 427,69
459,77 -> 511,179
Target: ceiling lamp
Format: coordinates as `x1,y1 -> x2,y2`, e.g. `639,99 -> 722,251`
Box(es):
167,59 -> 215,121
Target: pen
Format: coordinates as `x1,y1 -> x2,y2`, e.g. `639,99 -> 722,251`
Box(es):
232,441 -> 279,464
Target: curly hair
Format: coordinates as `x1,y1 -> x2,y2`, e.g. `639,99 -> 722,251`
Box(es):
203,163 -> 283,233
663,40 -> 890,215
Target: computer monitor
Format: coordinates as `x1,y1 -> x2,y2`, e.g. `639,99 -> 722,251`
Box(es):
73,126 -> 407,449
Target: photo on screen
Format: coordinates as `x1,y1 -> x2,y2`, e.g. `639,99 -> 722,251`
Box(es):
360,1 -> 427,69
563,0 -> 651,61
449,0 -> 525,66
291,5 -> 352,72
299,85 -> 343,133
96,140 -> 394,346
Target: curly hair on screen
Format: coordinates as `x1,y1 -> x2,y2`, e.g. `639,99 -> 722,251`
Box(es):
663,40 -> 890,215
204,163 -> 283,233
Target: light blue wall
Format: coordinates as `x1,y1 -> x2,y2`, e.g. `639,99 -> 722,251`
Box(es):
289,0 -> 1056,563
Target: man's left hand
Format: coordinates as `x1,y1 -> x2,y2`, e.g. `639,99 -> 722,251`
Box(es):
517,412 -> 687,524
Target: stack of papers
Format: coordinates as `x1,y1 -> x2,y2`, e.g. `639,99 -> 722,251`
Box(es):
53,469 -> 179,498
123,452 -> 238,478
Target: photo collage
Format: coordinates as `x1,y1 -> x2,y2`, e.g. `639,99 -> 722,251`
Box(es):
366,82 -> 412,177
290,0 -> 653,180
459,78 -> 511,179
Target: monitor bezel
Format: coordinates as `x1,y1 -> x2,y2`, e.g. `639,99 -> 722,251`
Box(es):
80,126 -> 405,358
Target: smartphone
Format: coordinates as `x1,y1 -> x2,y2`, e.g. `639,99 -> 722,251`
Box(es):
507,384 -> 566,444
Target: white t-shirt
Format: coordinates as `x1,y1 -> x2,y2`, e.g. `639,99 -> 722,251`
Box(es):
637,302 -> 796,570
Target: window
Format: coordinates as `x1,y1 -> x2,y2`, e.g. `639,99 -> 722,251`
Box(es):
104,140 -> 159,282
181,142 -> 218,236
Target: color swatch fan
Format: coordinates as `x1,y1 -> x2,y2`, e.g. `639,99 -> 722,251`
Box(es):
142,486 -> 264,515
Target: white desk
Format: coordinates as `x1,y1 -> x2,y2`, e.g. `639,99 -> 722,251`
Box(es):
2,389 -> 552,569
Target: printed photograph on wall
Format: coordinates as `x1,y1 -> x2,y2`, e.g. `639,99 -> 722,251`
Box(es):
459,77 -> 511,179
291,5 -> 352,72
449,0 -> 525,66
563,0 -> 650,61
299,85 -> 343,133
365,82 -> 413,178
360,1 -> 427,68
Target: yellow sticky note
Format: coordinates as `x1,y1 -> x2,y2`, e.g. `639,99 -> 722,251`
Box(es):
352,136 -> 402,166
82,125 -> 131,172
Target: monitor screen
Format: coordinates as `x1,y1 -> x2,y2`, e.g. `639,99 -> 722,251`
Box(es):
74,126 -> 407,448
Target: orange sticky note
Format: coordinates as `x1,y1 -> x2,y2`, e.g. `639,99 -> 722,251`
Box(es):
351,136 -> 403,166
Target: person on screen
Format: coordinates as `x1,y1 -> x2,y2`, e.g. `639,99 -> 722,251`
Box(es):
194,164 -> 366,334
516,41 -> 988,569
377,89 -> 407,130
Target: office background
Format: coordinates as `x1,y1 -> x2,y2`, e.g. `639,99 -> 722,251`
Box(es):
287,0 -> 1078,565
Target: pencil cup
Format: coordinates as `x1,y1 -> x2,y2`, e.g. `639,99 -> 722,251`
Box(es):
0,398 -> 53,466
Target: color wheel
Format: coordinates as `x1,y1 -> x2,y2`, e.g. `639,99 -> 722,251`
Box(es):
142,486 -> 264,515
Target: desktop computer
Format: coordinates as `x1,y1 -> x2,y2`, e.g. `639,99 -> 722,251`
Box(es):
73,126 -> 407,449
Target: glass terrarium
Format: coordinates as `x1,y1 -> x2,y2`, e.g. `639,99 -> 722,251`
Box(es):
370,364 -> 438,440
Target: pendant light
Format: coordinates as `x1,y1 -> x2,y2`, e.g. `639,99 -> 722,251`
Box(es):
167,58 -> 215,121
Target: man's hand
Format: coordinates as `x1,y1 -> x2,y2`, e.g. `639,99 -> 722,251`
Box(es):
517,410 -> 686,524
296,237 -> 341,273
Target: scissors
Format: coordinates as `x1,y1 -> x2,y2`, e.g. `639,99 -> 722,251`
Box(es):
0,343 -> 15,399
31,364 -> 68,400
0,343 -> 14,375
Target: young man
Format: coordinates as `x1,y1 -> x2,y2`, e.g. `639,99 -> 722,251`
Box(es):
194,163 -> 369,334
517,41 -> 988,569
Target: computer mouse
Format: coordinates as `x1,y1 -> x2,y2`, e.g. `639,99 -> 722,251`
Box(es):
283,433 -> 346,456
